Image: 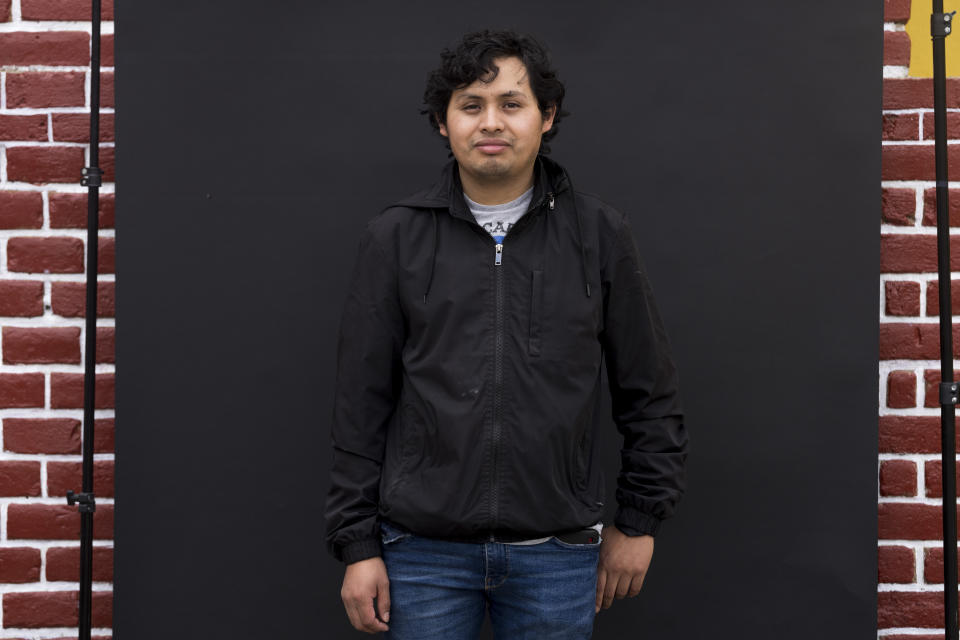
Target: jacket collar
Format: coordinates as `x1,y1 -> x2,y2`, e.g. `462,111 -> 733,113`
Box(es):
392,154 -> 571,220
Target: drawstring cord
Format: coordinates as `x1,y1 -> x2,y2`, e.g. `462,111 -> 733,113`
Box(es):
564,173 -> 592,298
423,208 -> 438,303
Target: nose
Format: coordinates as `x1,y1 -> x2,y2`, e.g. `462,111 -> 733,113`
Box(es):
480,105 -> 503,133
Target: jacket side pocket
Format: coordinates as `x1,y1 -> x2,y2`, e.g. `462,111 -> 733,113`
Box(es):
529,269 -> 543,357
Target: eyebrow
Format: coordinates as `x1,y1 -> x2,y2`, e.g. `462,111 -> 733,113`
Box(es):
455,90 -> 528,102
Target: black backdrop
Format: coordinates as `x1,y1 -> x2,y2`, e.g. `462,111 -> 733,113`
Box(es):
114,1 -> 880,637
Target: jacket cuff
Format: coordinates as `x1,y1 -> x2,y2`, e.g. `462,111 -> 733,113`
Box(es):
340,538 -> 382,565
614,506 -> 662,537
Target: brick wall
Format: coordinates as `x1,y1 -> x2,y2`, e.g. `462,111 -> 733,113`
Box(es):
0,0 -> 114,636
881,0 -> 960,636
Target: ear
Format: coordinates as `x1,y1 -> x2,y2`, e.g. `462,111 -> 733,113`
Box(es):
541,105 -> 556,134
436,113 -> 448,138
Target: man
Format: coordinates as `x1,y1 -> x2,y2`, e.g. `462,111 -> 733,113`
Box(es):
325,30 -> 687,639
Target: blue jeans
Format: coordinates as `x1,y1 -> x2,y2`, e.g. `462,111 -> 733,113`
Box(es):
379,520 -> 600,639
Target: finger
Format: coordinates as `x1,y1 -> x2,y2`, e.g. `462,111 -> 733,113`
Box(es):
627,571 -> 645,597
615,573 -> 631,599
595,569 -> 607,613
343,598 -> 362,632
602,574 -> 620,609
360,597 -> 389,633
377,577 -> 391,624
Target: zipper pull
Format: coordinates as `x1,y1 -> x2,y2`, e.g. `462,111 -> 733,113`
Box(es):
548,192 -> 555,210
494,243 -> 503,266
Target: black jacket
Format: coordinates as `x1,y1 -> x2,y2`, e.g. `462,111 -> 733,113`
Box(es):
324,155 -> 687,564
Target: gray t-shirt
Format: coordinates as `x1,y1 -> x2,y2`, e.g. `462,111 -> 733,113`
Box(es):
463,186 -> 604,546
464,186 -> 534,243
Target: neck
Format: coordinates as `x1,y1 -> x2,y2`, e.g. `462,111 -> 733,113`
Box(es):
459,167 -> 535,205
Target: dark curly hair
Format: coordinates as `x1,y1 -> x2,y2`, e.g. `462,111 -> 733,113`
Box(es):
421,29 -> 568,155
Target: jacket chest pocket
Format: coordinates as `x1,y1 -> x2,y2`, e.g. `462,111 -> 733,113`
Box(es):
528,269 -> 543,357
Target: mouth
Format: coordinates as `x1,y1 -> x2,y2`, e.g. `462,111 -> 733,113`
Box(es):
475,140 -> 510,154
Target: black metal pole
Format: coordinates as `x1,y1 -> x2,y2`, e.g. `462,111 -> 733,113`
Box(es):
65,0 -> 103,638
932,4 -> 959,639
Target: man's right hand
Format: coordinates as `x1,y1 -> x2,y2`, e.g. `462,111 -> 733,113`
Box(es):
341,556 -> 391,634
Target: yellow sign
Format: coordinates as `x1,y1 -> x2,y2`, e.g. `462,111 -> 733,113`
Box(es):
908,0 -> 960,77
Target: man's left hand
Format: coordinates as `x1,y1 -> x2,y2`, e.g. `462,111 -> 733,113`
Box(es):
595,524 -> 654,613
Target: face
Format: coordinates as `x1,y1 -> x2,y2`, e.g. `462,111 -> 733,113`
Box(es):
438,56 -> 555,185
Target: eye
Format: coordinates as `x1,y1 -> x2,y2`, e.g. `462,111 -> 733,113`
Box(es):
462,104 -> 480,112
504,102 -> 521,109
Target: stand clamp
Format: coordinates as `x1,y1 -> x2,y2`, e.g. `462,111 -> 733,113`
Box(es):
941,381 -> 959,405
66,490 -> 97,513
933,11 -> 957,38
80,166 -> 102,187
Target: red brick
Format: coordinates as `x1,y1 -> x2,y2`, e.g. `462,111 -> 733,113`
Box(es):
0,461 -> 40,496
885,0 -> 912,22
96,326 -> 114,364
883,113 -> 919,141
925,369 -> 947,407
881,234 -> 960,273
0,31 -> 89,66
48,460 -> 114,498
0,191 -> 42,229
49,192 -> 115,229
2,589 -> 111,628
3,327 -> 81,364
46,545 -> 112,582
881,416 -> 945,453
925,460 -> 960,498
926,280 -> 960,315
51,113 -> 115,143
0,280 -> 44,317
0,114 -> 47,141
5,71 -> 84,108
3,417 -> 81,454
101,33 -> 113,66
51,281 -> 115,317
0,0 -> 8,22
97,236 -> 114,273
887,369 -> 918,407
922,112 -> 960,140
923,546 -> 960,583
883,78 -> 960,110
7,237 -> 84,273
93,417 -> 114,454
880,459 -> 917,496
884,30 -> 911,66
100,71 -> 113,108
922,188 -> 960,226
886,281 -> 921,316
879,591 -> 943,628
879,502 -> 946,539
879,545 -> 916,583
882,187 -> 916,225
0,547 -> 41,583
882,144 -> 960,181
879,323 -> 960,359
21,0 -> 114,20
7,504 -> 113,540
6,146 -> 85,185
0,373 -> 44,408
50,372 -> 114,409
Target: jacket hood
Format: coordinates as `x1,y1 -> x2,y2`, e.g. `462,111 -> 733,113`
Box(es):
388,154 -> 590,303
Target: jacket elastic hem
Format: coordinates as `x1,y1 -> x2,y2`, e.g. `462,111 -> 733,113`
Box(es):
340,537 -> 382,565
614,506 -> 662,537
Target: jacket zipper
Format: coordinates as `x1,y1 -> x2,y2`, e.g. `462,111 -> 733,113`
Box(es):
487,191 -> 554,540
